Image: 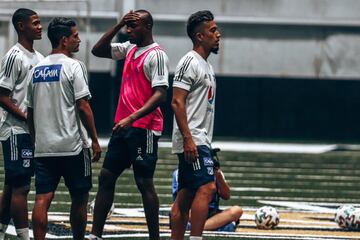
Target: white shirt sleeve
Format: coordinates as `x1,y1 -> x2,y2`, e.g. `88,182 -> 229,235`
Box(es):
172,55 -> 197,91
111,41 -> 133,60
73,61 -> 91,100
144,49 -> 169,88
0,52 -> 22,91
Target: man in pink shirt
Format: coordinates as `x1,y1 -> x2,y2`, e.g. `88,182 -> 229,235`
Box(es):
88,10 -> 169,240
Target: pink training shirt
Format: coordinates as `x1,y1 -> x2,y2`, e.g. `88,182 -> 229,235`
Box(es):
114,45 -> 164,131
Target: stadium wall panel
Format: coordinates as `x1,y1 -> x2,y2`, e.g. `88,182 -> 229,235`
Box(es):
89,73 -> 360,142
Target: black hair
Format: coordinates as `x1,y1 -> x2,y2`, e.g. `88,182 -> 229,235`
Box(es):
12,8 -> 37,32
47,17 -> 76,48
186,10 -> 214,42
135,9 -> 153,29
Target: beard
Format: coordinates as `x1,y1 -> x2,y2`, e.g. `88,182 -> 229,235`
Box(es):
211,46 -> 219,54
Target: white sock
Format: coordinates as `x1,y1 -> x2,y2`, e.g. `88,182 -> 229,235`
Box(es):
86,233 -> 103,240
16,228 -> 29,240
189,236 -> 202,240
0,224 -> 8,240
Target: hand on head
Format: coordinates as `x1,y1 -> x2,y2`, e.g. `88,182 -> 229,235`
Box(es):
123,10 -> 141,26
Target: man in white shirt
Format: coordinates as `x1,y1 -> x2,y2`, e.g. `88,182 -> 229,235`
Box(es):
27,17 -> 101,240
171,10 -> 221,240
0,8 -> 43,240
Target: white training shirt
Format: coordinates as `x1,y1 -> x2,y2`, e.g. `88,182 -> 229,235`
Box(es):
111,41 -> 169,135
27,53 -> 91,157
172,50 -> 216,153
0,43 -> 44,140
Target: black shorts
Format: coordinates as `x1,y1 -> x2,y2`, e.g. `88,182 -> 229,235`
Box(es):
1,133 -> 34,187
34,148 -> 92,195
102,127 -> 159,178
177,145 -> 215,192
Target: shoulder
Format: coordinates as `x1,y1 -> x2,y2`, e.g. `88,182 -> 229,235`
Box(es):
34,50 -> 45,59
148,44 -> 168,56
61,56 -> 81,68
179,51 -> 198,66
0,46 -> 23,75
74,59 -> 86,69
175,51 -> 199,73
2,45 -> 23,63
146,45 -> 169,64
111,41 -> 134,52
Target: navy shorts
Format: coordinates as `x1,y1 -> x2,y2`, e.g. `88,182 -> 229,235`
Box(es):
1,133 -> 34,187
102,127 -> 159,178
34,148 -> 92,195
177,145 -> 215,192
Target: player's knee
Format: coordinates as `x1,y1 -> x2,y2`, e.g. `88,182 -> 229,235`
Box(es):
230,206 -> 243,220
135,177 -> 154,194
98,169 -> 117,189
171,203 -> 186,219
198,182 -> 216,198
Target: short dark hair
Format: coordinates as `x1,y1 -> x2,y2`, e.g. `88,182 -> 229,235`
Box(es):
187,10 -> 214,42
12,8 -> 37,32
47,17 -> 76,48
135,9 -> 153,29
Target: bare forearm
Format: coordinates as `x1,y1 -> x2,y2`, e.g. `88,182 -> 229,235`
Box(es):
129,87 -> 166,121
27,108 -> 35,143
172,101 -> 192,140
91,22 -> 124,58
77,101 -> 98,142
0,96 -> 26,121
216,170 -> 231,199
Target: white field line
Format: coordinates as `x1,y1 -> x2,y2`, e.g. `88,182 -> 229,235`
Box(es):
258,200 -> 338,213
99,138 -> 337,154
26,195 -> 360,205
28,186 -> 359,196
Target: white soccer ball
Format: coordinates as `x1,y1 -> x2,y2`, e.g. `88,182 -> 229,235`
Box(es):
88,198 -> 115,219
255,206 -> 280,229
335,205 -> 356,229
348,208 -> 360,230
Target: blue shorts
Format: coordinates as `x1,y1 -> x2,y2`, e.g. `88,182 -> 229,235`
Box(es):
177,145 -> 215,192
34,149 -> 92,195
1,133 -> 34,187
102,127 -> 159,178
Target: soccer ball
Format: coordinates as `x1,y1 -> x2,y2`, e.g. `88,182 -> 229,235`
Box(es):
255,206 -> 280,229
335,205 -> 356,229
88,198 -> 115,219
348,208 -> 360,230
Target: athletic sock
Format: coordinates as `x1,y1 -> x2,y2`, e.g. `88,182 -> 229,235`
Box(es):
15,228 -> 29,240
189,236 -> 202,240
0,224 -> 8,240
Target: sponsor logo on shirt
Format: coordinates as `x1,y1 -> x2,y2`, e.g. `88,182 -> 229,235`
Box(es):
21,149 -> 33,158
33,64 -> 62,83
203,157 -> 214,167
208,85 -> 215,104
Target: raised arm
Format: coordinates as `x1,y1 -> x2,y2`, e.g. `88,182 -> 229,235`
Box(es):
91,11 -> 140,58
